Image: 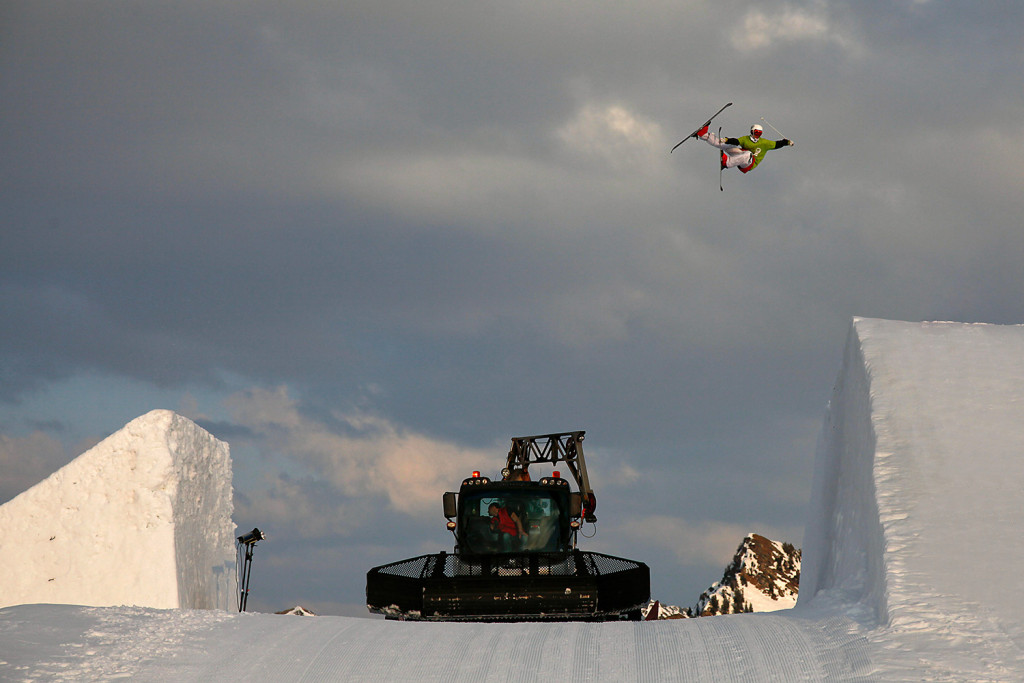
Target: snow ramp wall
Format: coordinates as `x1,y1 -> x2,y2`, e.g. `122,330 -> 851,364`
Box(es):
800,317 -> 1024,635
0,410 -> 235,610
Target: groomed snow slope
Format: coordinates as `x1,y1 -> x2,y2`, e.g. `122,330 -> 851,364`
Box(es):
0,603 -> 876,681
0,410 -> 235,611
3,318 -> 1024,681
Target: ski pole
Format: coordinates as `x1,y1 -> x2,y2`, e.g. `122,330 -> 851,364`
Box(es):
760,117 -> 793,145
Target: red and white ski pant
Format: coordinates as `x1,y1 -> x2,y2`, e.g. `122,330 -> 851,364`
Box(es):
698,131 -> 755,173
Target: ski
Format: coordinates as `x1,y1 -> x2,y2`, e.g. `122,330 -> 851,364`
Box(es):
719,127 -> 724,192
670,102 -> 733,153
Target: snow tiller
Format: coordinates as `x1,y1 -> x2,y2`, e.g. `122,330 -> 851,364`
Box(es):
366,431 -> 650,621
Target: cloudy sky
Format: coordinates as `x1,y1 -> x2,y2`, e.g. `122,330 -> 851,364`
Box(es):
2,1 -> 1022,616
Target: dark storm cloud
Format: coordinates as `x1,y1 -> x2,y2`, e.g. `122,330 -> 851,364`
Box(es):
4,0 -> 1020,433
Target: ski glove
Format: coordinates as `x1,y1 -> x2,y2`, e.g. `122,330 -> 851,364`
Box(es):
779,139 -> 792,147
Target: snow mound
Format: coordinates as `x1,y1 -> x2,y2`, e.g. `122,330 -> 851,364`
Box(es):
802,317 -> 1024,676
276,605 -> 317,616
0,410 -> 234,610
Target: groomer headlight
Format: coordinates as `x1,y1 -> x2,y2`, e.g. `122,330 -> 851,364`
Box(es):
237,527 -> 266,545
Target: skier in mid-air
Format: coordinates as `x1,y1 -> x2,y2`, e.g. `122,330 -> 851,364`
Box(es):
696,122 -> 792,174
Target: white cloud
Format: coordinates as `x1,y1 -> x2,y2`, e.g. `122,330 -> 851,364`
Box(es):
612,514 -> 799,567
233,474 -> 369,539
226,386 -> 489,517
335,102 -> 668,232
732,5 -> 861,55
557,103 -> 666,170
335,151 -> 554,233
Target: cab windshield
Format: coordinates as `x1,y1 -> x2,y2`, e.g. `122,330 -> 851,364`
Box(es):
459,489 -> 567,554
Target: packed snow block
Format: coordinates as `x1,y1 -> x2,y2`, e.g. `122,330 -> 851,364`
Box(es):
0,410 -> 234,610
800,318 -> 888,620
801,317 -> 1024,634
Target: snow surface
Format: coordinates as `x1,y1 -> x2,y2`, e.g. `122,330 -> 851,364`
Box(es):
0,410 -> 234,611
803,318 -> 1024,679
0,602 -> 875,681
3,317 -> 1024,681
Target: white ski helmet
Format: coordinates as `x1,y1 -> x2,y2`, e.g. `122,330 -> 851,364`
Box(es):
750,124 -> 763,140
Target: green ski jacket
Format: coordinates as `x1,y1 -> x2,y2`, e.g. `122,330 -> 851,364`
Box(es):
725,135 -> 781,171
